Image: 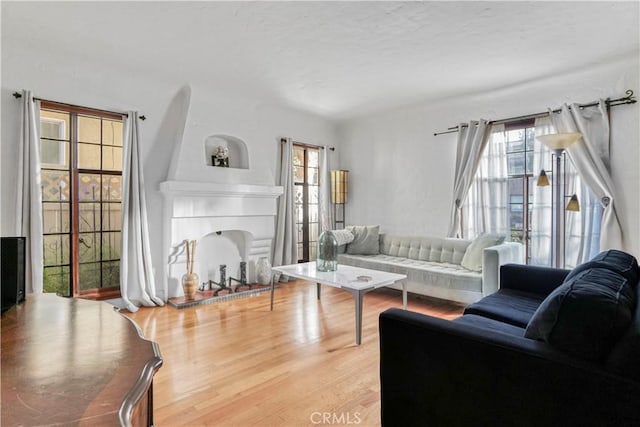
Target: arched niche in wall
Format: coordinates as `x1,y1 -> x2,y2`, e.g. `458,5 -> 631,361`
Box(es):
204,135 -> 249,169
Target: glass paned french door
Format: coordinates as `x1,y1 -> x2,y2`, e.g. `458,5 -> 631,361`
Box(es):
293,144 -> 319,262
40,102 -> 123,297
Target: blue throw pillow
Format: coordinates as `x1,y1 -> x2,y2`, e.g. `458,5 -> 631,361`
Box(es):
524,268 -> 635,362
565,249 -> 639,285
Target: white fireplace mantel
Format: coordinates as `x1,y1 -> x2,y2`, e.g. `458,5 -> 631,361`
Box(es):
159,180 -> 284,299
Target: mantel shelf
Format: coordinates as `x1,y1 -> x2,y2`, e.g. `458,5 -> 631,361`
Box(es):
159,181 -> 283,198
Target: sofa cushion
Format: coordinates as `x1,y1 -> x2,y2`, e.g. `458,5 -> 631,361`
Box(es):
565,249 -> 639,285
380,235 -> 470,265
606,289 -> 640,381
338,253 -> 482,293
346,225 -> 380,255
464,289 -> 546,327
525,268 -> 635,362
453,314 -> 526,337
460,233 -> 505,272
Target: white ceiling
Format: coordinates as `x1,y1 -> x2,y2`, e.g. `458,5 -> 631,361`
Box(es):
3,1 -> 639,120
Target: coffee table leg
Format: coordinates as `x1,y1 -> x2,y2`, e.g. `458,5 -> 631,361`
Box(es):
317,282 -> 321,300
270,273 -> 275,311
402,280 -> 407,310
355,290 -> 364,345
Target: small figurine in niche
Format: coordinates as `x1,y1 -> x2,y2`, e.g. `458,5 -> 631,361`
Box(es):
212,144 -> 229,167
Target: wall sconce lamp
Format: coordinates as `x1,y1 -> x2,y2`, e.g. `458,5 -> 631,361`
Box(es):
330,170 -> 349,229
535,132 -> 582,267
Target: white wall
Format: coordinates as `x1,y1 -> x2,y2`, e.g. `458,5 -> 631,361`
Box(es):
1,37 -> 336,299
337,55 -> 640,258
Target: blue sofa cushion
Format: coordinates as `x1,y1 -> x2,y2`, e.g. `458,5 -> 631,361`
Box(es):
463,289 -> 546,328
565,249 -> 639,285
525,268 -> 635,362
453,314 -> 525,337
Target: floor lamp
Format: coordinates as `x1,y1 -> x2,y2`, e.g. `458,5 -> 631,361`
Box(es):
331,170 -> 348,229
535,132 -> 582,268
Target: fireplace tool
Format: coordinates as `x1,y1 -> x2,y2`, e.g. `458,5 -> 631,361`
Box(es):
207,264 -> 233,296
229,261 -> 252,292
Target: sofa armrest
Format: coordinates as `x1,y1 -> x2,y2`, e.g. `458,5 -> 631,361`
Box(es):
500,263 -> 570,297
481,242 -> 523,296
379,308 -> 640,427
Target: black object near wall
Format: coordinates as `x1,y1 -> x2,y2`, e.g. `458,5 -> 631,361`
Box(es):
1,237 -> 26,314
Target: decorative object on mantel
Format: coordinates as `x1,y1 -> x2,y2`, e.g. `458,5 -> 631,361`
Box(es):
255,257 -> 272,285
212,144 -> 229,167
317,230 -> 338,272
181,239 -> 199,300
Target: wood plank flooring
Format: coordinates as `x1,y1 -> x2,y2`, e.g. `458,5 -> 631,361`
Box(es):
124,280 -> 464,426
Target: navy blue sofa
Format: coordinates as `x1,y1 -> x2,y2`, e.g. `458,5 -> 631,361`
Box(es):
379,250 -> 640,427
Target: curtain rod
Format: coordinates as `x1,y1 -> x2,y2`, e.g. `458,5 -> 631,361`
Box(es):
12,91 -> 146,121
281,138 -> 335,151
433,89 -> 636,136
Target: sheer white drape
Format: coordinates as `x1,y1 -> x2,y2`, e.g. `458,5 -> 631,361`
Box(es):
17,90 -> 44,294
318,146 -> 333,232
530,115 -> 603,268
272,138 -> 297,277
460,124 -> 510,239
447,119 -> 492,238
120,111 -> 164,312
553,101 -> 623,252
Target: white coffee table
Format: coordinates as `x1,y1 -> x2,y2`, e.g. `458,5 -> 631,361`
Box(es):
270,262 -> 407,345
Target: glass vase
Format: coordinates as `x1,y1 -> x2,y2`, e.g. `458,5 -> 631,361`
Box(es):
317,230 -> 338,272
255,257 -> 272,285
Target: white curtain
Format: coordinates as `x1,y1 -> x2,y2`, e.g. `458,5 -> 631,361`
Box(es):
120,111 -> 163,312
447,119 -> 492,238
272,138 -> 297,277
460,124 -> 510,239
16,90 -> 44,294
318,146 -> 333,232
553,101 -> 623,252
530,116 -> 602,268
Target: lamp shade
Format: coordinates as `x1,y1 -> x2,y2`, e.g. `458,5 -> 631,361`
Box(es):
536,132 -> 582,151
331,170 -> 348,204
566,194 -> 580,212
536,170 -> 550,187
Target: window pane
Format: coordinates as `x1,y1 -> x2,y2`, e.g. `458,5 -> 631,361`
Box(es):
293,165 -> 304,183
102,232 -> 121,261
40,139 -> 69,169
78,143 -> 101,169
309,245 -> 317,261
508,177 -> 523,196
102,120 -> 123,146
507,153 -> 524,175
295,203 -> 303,223
103,176 -> 122,201
44,234 -> 70,266
308,167 -> 318,185
309,204 -> 318,223
79,203 -> 101,232
310,223 -> 319,242
101,203 -> 121,231
309,186 -> 319,204
43,266 -> 70,296
308,150 -> 319,167
102,261 -> 120,288
79,233 -> 100,263
506,129 -> 525,152
78,116 -> 101,144
525,127 -> 536,150
43,202 -> 70,234
79,174 -> 102,201
525,151 -> 534,174
41,170 -> 70,201
293,147 -> 304,166
297,223 -> 304,243
79,262 -> 101,290
40,110 -> 69,140
102,146 -> 123,171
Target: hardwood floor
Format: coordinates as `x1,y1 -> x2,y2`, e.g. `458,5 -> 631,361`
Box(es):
125,280 -> 464,426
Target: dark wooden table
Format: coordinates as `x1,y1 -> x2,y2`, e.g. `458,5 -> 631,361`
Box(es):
1,294 -> 162,426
